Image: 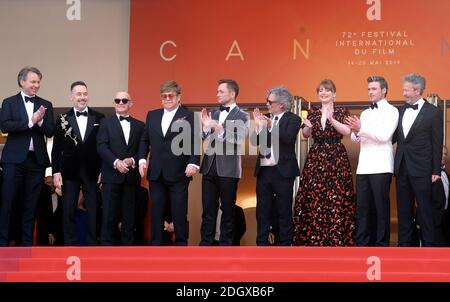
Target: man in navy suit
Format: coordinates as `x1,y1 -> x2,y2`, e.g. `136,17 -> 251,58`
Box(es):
250,86 -> 301,246
97,91 -> 145,245
52,81 -> 104,245
0,66 -> 55,246
139,81 -> 200,246
394,73 -> 443,247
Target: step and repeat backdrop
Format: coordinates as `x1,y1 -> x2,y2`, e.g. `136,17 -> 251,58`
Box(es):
129,0 -> 449,119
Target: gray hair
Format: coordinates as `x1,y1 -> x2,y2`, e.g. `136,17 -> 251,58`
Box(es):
17,66 -> 42,87
268,86 -> 293,112
403,73 -> 426,94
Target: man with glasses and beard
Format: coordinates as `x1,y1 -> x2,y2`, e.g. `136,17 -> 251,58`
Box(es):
52,81 -> 104,245
139,80 -> 200,246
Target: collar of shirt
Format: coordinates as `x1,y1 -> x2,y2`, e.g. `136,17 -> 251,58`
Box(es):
222,103 -> 237,112
21,91 -> 35,102
74,107 -> 88,116
406,98 -> 425,111
273,111 -> 285,122
164,106 -> 179,115
116,114 -> 130,121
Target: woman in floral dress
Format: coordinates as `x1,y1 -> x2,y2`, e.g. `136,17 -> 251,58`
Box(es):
292,79 -> 355,246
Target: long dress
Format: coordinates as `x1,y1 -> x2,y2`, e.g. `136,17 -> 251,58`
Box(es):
292,106 -> 355,246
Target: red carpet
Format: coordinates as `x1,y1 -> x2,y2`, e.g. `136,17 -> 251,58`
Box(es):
1,247 -> 449,282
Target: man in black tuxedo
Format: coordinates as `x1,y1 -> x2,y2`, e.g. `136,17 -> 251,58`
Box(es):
199,79 -> 250,246
97,91 -> 145,245
139,81 -> 200,246
394,73 -> 443,247
250,86 -> 301,246
52,81 -> 104,245
0,66 -> 55,246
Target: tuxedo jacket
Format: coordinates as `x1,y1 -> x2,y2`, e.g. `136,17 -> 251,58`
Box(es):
51,108 -> 105,181
0,92 -> 54,166
139,106 -> 200,182
97,115 -> 145,184
200,106 -> 250,178
250,111 -> 301,178
394,100 -> 443,177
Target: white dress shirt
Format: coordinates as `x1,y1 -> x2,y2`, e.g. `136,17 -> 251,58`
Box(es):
402,98 -> 425,138
162,106 -> 179,136
21,91 -> 37,151
260,112 -> 284,166
351,99 -> 399,174
117,114 -> 131,145
74,107 -> 88,141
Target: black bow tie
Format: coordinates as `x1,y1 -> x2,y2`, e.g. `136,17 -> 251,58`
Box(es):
219,105 -> 230,112
405,103 -> 418,110
76,111 -> 88,117
119,116 -> 130,122
370,103 -> 378,110
24,96 -> 35,103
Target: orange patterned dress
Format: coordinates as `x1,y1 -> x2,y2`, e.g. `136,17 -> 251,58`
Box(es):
292,106 -> 355,246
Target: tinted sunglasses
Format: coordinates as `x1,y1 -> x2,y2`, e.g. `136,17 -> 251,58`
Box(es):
266,99 -> 278,105
161,93 -> 177,99
114,98 -> 129,104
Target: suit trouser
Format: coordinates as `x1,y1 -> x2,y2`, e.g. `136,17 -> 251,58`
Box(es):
200,160 -> 239,246
355,173 -> 392,246
396,161 -> 435,246
101,183 -> 136,245
62,168 -> 99,245
149,175 -> 190,246
0,152 -> 45,246
256,166 -> 294,246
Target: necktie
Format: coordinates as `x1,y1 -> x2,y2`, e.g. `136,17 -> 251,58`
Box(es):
76,111 -> 88,117
119,116 -> 130,122
219,105 -> 230,112
24,96 -> 35,103
370,103 -> 378,110
405,103 -> 418,110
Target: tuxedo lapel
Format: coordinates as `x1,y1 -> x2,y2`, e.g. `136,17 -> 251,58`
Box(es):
113,116 -> 127,146
67,110 -> 82,142
398,106 -> 407,141
406,100 -> 428,140
84,110 -> 95,142
128,118 -> 136,147
15,94 -> 29,123
225,106 -> 239,122
155,109 -> 164,138
166,107 -> 187,138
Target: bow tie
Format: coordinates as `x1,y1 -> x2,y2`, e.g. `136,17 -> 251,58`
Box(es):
370,103 -> 378,110
405,103 -> 418,110
119,116 -> 130,122
219,105 -> 230,112
76,111 -> 88,117
24,96 -> 35,103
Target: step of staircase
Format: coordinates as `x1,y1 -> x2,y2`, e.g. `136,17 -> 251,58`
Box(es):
1,247 -> 449,282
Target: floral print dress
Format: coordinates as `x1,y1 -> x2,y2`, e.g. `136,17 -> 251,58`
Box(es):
292,106 -> 355,246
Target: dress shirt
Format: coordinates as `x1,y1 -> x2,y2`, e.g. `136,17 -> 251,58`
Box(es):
162,106 -> 179,136
260,112 -> 285,166
117,114 -> 131,145
21,91 -> 37,151
402,98 -> 425,138
351,99 -> 399,174
74,108 -> 88,141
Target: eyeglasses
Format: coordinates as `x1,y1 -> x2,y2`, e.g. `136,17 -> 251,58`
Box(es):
114,98 -> 129,104
266,99 -> 278,105
161,93 -> 177,100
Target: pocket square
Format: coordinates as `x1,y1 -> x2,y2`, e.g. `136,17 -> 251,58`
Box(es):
93,123 -> 100,126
